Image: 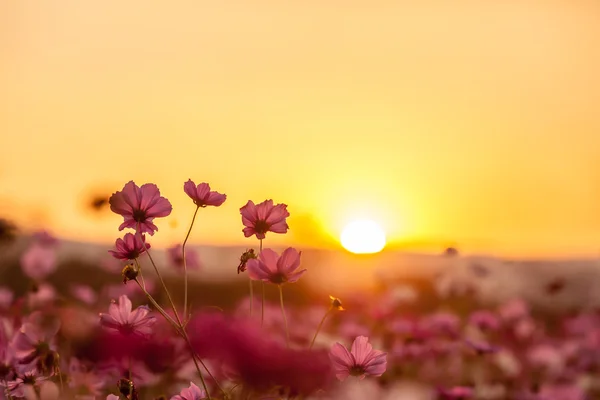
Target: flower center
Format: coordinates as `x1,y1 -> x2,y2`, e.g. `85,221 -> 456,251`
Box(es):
118,324 -> 136,336
22,374 -> 36,385
269,273 -> 287,284
349,365 -> 366,376
132,209 -> 147,222
253,220 -> 270,234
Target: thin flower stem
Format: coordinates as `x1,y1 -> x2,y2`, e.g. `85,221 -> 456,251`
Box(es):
309,308 -> 332,349
144,247 -> 181,322
134,280 -> 225,397
135,279 -> 180,332
259,239 -> 264,328
134,258 -> 146,289
278,285 -> 290,348
182,205 -> 200,323
57,365 -> 64,394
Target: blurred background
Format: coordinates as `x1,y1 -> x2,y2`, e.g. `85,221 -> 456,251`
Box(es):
1,1 -> 600,308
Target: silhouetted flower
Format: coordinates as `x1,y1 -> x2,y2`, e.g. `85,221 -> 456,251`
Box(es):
184,180 -> 226,208
109,181 -> 172,235
109,233 -> 150,261
240,200 -> 289,239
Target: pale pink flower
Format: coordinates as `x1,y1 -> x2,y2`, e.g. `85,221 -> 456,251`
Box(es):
240,200 -> 289,239
184,180 -> 226,208
68,358 -> 104,397
108,233 -> 150,260
246,248 -> 306,285
171,382 -> 206,400
28,283 -> 56,309
20,244 -> 57,281
70,285 -> 98,305
11,311 -> 60,367
99,295 -> 156,337
329,336 -> 387,381
106,396 -> 120,400
109,181 -> 172,235
167,244 -> 201,270
4,369 -> 49,397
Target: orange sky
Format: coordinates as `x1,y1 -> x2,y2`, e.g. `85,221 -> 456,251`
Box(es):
1,1 -> 599,257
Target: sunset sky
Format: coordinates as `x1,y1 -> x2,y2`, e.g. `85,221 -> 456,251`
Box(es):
1,1 -> 599,257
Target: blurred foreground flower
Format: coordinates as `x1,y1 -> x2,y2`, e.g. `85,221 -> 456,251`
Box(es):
187,312 -> 334,395
240,199 -> 289,239
109,181 -> 172,235
329,336 -> 387,381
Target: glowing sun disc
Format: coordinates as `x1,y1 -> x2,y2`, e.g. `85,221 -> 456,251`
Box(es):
340,219 -> 386,254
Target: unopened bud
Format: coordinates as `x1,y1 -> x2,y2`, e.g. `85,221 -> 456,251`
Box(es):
329,295 -> 344,311
118,378 -> 134,397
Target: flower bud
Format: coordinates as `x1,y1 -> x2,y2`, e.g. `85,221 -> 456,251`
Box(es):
121,263 -> 140,284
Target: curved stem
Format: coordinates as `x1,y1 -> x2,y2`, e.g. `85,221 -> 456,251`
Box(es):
278,285 -> 290,348
309,309 -> 331,349
182,205 -> 200,322
259,239 -> 264,327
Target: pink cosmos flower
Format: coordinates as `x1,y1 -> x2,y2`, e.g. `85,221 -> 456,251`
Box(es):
184,180 -> 226,208
167,244 -> 201,270
171,382 -> 206,400
108,233 -> 150,260
70,285 -> 98,305
4,369 -> 49,397
329,336 -> 387,381
20,244 -> 57,281
99,295 -> 156,337
240,200 -> 289,239
246,248 -> 306,285
106,396 -> 120,400
109,181 -> 172,235
11,311 -> 60,367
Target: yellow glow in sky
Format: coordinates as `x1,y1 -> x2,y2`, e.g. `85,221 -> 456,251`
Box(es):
1,1 -> 600,257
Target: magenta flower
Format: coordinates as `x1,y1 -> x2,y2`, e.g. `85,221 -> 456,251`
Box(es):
246,248 -> 306,285
240,200 -> 289,239
108,233 -> 150,260
329,336 -> 387,381
171,382 -> 206,400
109,181 -> 172,235
20,243 -> 57,281
4,369 -> 49,397
184,180 -> 226,208
99,295 -> 156,337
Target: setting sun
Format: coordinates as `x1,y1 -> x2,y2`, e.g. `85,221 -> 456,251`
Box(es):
340,219 -> 387,254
